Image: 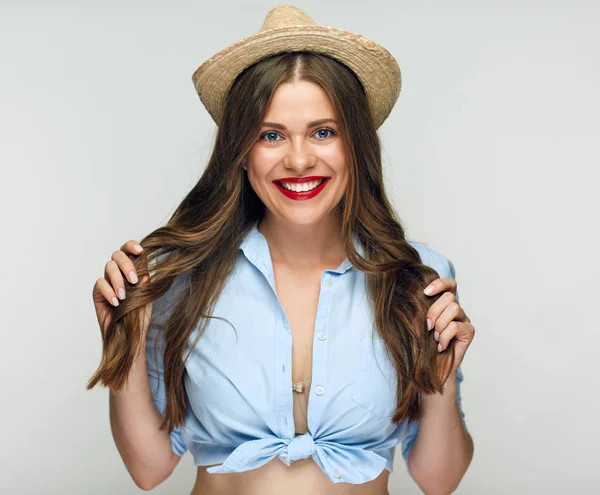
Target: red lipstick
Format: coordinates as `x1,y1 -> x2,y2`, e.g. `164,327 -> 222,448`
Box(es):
273,176 -> 330,201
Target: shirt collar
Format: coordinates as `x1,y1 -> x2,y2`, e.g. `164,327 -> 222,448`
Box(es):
239,220 -> 364,275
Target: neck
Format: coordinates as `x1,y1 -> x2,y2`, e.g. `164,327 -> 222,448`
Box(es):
257,213 -> 345,271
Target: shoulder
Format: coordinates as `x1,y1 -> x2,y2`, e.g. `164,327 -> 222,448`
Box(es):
407,240 -> 456,280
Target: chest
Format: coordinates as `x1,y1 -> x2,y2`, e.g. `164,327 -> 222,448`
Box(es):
272,264 -> 322,383
181,254 -> 400,439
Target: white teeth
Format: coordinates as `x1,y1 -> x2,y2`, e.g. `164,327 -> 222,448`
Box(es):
279,179 -> 325,192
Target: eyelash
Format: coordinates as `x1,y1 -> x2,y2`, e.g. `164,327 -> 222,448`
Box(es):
258,127 -> 338,143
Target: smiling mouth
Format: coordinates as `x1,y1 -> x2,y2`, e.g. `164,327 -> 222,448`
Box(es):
275,178 -> 328,192
273,177 -> 331,200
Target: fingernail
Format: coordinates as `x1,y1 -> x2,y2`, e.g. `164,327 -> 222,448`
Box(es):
434,331 -> 439,342
427,319 -> 433,331
129,271 -> 138,284
424,285 -> 434,295
437,343 -> 442,353
134,244 -> 143,252
111,297 -> 119,307
118,288 -> 126,300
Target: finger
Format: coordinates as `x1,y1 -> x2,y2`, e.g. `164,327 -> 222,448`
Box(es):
436,321 -> 460,353
432,299 -> 464,342
426,291 -> 463,332
111,249 -> 139,285
423,277 -> 457,297
93,277 -> 120,307
104,260 -> 127,300
120,239 -> 144,254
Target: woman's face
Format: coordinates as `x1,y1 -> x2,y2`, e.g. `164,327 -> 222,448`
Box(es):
245,80 -> 348,227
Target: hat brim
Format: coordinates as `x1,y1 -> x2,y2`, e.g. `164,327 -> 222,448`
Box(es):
192,25 -> 401,129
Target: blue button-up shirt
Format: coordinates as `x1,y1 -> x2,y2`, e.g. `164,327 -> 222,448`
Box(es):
146,220 -> 466,484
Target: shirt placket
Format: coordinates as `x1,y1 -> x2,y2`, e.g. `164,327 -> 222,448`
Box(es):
271,269 -> 336,440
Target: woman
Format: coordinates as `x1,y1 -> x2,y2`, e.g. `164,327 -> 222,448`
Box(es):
88,5 -> 475,495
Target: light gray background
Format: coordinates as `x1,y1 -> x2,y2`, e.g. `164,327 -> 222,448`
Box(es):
1,0 -> 598,493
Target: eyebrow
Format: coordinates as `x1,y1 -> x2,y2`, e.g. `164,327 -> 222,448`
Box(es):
261,118 -> 339,129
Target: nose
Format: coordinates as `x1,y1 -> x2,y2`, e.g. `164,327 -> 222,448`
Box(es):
282,140 -> 317,173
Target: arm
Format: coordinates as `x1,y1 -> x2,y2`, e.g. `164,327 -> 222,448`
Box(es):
401,253 -> 474,493
406,368 -> 474,494
109,345 -> 182,490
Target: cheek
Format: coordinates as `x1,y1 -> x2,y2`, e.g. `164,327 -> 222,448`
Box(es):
246,149 -> 276,179
331,153 -> 349,180
325,142 -> 346,160
245,163 -> 271,196
249,144 -> 280,162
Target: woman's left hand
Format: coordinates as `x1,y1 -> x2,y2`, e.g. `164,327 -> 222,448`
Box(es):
423,278 -> 475,373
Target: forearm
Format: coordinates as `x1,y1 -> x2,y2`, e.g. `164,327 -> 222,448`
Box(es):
109,348 -> 175,489
407,372 -> 474,494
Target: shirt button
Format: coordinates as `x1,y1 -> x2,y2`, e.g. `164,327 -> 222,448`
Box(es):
326,277 -> 333,286
318,332 -> 327,341
333,471 -> 341,479
315,385 -> 324,395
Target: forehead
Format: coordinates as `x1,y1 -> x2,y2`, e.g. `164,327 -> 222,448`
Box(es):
264,81 -> 336,121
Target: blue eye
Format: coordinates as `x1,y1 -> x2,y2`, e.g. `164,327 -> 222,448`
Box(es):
315,128 -> 335,139
259,127 -> 338,143
261,131 -> 281,142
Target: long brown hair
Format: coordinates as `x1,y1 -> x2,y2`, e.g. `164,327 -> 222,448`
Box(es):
86,51 -> 456,436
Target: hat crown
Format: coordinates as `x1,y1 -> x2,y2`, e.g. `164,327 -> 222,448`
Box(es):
192,5 -> 401,130
259,5 -> 316,32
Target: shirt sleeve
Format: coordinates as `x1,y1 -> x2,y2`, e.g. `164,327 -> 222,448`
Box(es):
447,256 -> 460,303
146,296 -> 188,456
401,255 -> 467,469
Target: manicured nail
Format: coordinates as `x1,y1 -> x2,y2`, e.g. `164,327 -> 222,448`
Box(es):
118,288 -> 126,300
129,271 -> 138,284
424,285 -> 434,295
427,319 -> 433,331
437,343 -> 442,353
111,297 -> 119,307
134,244 -> 143,252
434,331 -> 439,342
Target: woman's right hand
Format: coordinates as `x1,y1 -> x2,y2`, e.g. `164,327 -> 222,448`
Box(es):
92,240 -> 148,337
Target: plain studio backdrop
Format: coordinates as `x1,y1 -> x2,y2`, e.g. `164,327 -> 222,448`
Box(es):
1,0 -> 598,493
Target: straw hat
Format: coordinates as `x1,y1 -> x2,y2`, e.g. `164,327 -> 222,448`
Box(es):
191,5 -> 401,130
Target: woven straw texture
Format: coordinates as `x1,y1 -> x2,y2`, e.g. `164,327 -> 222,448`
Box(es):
192,5 -> 401,130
